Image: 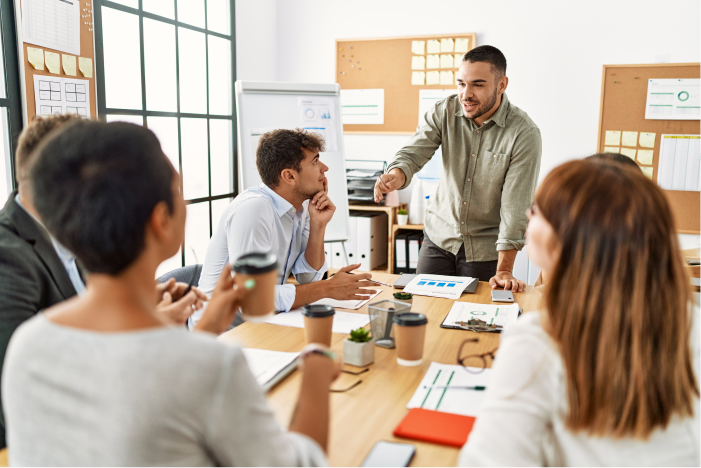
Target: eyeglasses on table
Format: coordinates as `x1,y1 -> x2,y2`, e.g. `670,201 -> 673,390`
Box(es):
457,338 -> 498,374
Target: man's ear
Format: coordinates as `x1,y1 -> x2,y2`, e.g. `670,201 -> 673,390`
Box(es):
279,168 -> 297,187
148,201 -> 171,242
498,75 -> 509,94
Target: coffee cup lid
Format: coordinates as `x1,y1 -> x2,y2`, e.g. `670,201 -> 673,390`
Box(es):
301,304 -> 335,318
232,252 -> 277,274
393,312 -> 428,326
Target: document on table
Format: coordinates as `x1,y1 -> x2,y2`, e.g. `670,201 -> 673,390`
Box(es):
340,89 -> 384,125
442,301 -> 521,329
241,348 -> 299,391
402,274 -> 475,300
33,75 -> 90,118
657,135 -> 700,191
265,309 -> 371,334
645,79 -> 700,120
312,288 -> 381,310
22,0 -> 81,56
407,362 -> 492,417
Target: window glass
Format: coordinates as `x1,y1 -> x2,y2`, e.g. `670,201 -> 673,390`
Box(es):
185,202 -> 210,265
147,116 -> 180,173
143,0 -> 175,19
144,19 -> 177,112
108,0 -> 138,8
180,117 -> 208,199
206,0 -> 230,35
102,7 -> 142,110
207,35 -> 231,115
0,110 -> 10,197
178,28 -> 207,114
0,25 -> 6,99
211,197 -> 232,232
105,114 -> 143,125
209,119 -> 232,196
176,0 -> 206,29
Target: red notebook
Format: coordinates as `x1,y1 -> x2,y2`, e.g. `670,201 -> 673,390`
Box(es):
393,408 -> 476,448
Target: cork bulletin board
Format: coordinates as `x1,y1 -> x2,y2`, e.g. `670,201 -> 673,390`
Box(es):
336,33 -> 476,134
597,63 -> 700,234
17,0 -> 97,123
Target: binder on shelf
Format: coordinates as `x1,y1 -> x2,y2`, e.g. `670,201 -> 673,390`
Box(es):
407,232 -> 423,272
395,232 -> 409,274
353,211 -> 388,271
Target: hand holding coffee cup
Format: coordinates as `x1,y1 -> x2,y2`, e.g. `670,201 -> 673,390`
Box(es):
232,252 -> 277,322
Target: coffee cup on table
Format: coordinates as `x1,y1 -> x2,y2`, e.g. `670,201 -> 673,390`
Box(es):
301,304 -> 335,346
232,252 -> 277,322
393,312 -> 428,367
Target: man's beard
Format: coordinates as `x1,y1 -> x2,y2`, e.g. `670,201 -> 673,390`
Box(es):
294,185 -> 319,201
463,87 -> 498,120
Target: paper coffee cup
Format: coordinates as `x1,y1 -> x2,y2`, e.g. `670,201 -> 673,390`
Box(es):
393,312 -> 428,366
301,304 -> 335,346
232,252 -> 277,322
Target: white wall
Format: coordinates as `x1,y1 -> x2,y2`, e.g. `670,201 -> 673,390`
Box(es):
235,0 -> 278,82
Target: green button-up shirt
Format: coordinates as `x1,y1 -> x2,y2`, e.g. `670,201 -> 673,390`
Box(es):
387,93 -> 541,262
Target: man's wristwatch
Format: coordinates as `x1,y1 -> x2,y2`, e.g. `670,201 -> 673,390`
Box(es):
302,348 -> 337,361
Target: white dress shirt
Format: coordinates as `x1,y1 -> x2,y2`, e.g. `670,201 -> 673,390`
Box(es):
192,184 -> 327,327
459,311 -> 700,467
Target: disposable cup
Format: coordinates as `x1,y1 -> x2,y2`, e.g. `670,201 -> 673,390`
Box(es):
302,304 -> 335,346
393,313 -> 428,366
232,252 -> 277,322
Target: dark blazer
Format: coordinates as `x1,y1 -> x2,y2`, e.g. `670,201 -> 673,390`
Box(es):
0,192 -> 79,448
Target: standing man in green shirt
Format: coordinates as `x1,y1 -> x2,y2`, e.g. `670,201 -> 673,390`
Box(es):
374,45 -> 541,292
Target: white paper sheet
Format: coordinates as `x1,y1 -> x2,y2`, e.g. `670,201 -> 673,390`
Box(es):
313,288 -> 381,310
442,301 -> 521,329
22,0 -> 80,56
645,79 -> 700,120
340,89 -> 384,125
418,89 -> 456,125
241,348 -> 299,386
407,362 -> 492,417
298,97 -> 338,151
402,274 -> 474,300
34,75 -> 90,118
264,309 -> 371,334
657,135 -> 700,191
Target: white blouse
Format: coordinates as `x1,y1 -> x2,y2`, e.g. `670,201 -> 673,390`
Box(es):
459,311 -> 700,467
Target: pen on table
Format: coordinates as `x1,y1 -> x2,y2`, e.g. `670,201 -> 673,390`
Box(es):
422,385 -> 486,390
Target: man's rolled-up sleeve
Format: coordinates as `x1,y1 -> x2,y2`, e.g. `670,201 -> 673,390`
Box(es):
496,126 -> 542,252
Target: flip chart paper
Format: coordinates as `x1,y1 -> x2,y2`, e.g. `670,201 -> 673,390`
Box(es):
620,148 -> 637,159
426,71 -> 440,85
427,40 -> 441,54
454,38 -> 469,53
62,54 -> 77,76
604,130 -> 621,146
411,72 -> 425,85
426,54 -> 440,69
622,131 -> 638,147
637,149 -> 654,165
411,56 -> 425,70
78,57 -> 93,77
640,132 -> 656,148
45,52 -> 60,74
411,40 -> 425,55
440,38 -> 454,53
27,47 -> 44,70
440,54 -> 453,69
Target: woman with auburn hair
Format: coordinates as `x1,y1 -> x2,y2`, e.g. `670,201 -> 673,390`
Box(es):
459,159 -> 699,466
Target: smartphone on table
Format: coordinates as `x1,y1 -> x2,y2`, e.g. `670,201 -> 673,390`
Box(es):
491,289 -> 514,302
361,441 -> 416,467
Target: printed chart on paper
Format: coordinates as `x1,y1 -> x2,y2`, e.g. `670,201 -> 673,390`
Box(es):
402,274 -> 475,300
657,135 -> 700,191
33,75 -> 90,118
443,301 -> 520,328
298,97 -> 339,152
645,79 -> 700,120
22,0 -> 81,56
340,89 -> 384,125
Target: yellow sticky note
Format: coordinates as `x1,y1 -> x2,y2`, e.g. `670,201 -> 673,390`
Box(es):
454,38 -> 469,53
78,57 -> 93,78
604,130 -> 621,146
440,38 -> 454,53
27,47 -> 44,70
637,149 -> 654,165
440,71 -> 454,86
620,148 -> 636,159
411,72 -> 425,86
45,52 -> 60,74
604,146 -> 620,153
426,71 -> 440,85
426,54 -> 440,69
639,132 -> 656,148
440,54 -> 453,69
641,166 -> 653,179
62,54 -> 76,76
454,54 -> 463,68
411,56 -> 425,70
621,131 -> 638,147
427,40 -> 441,54
411,41 -> 425,55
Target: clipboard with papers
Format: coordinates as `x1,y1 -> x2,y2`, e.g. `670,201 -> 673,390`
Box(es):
440,301 -> 522,333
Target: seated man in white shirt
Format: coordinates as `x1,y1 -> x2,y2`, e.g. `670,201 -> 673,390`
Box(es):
192,129 -> 375,328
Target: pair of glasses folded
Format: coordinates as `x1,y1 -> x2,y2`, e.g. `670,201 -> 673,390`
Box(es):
330,367 -> 369,393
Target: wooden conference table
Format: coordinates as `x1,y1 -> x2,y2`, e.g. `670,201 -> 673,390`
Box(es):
219,274 -> 542,467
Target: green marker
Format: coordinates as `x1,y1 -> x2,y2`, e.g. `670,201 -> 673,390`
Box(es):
244,279 -> 256,290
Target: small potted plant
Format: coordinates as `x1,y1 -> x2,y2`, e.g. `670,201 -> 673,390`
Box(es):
393,291 -> 413,307
343,327 -> 374,367
397,208 -> 408,226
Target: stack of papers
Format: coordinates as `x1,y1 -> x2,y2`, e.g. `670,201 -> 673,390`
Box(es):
264,309 -> 371,334
241,348 -> 299,392
407,362 -> 492,417
442,301 -> 521,331
312,289 -> 381,310
402,274 -> 476,300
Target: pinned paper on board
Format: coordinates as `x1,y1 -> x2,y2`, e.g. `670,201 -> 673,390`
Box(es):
604,130 -> 621,146
641,166 -> 654,179
426,54 -> 440,69
45,52 -> 60,74
440,38 -> 454,53
78,57 -> 93,77
411,56 -> 425,70
33,75 -> 90,118
637,149 -> 654,165
640,132 -> 656,148
622,131 -> 638,147
411,72 -> 425,85
27,47 -> 44,70
440,54 -> 454,69
454,38 -> 469,53
426,71 -> 440,85
340,89 -> 384,125
620,148 -> 636,159
604,146 -> 620,153
62,54 -> 76,76
411,40 -> 425,55
427,40 -> 441,54
440,71 -> 454,86
454,54 -> 463,69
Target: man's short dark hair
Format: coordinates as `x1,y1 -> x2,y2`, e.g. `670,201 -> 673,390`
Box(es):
587,152 -> 642,171
30,121 -> 175,275
463,45 -> 507,79
256,128 -> 325,188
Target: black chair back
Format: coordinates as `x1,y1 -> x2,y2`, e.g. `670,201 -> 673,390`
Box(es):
157,264 -> 203,286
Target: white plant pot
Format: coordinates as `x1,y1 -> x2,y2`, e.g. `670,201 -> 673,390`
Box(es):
343,339 -> 375,367
397,214 -> 408,225
393,297 -> 413,310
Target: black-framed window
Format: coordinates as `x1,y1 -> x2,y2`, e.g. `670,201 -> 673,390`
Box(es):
0,0 -> 24,197
93,0 -> 237,276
